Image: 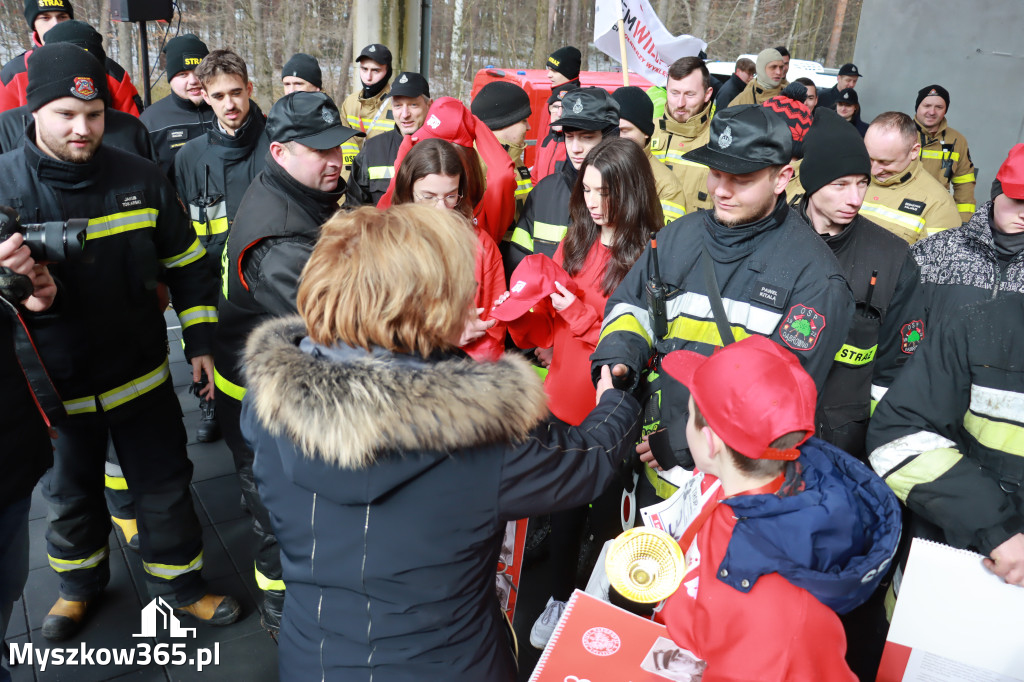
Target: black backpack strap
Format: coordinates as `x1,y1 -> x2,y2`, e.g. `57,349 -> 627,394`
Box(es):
701,245 -> 735,346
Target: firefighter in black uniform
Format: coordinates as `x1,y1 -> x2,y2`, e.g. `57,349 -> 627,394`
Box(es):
0,43 -> 239,640
139,34 -> 214,176
346,71 -> 430,207
591,105 -> 853,505
174,48 -> 269,443
214,92 -> 360,636
507,87 -> 619,272
0,97 -> 154,159
793,110 -> 925,460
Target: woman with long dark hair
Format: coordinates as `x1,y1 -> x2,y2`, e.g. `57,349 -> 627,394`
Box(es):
393,137 -> 506,361
495,136 -> 662,648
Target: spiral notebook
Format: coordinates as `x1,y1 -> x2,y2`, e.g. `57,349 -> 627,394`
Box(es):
877,537 -> 1024,681
529,590 -> 705,682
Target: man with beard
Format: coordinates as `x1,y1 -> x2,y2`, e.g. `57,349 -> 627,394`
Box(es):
914,85 -> 978,223
0,43 -> 238,640
650,56 -> 716,212
339,44 -> 395,178
173,48 -> 269,443
592,104 -> 853,508
140,34 -> 214,175
214,91 -> 360,637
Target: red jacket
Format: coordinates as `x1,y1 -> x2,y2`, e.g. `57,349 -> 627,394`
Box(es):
462,227 -> 507,363
657,475 -> 857,682
378,97 -> 517,245
506,241 -> 609,425
531,132 -> 566,184
0,49 -> 142,116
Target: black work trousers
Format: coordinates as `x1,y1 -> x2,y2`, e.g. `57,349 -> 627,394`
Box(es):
43,379 -> 206,607
218,393 -> 284,625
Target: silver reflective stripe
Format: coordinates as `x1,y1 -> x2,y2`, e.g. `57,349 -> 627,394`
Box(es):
49,546 -> 109,572
666,291 -> 783,336
177,306 -> 218,328
143,552 -> 204,579
188,201 -> 228,221
869,430 -> 958,477
970,384 -> 1024,423
63,396 -> 97,415
871,384 -> 889,403
160,238 -> 207,269
98,360 -> 170,411
602,302 -> 655,340
86,210 -> 158,239
104,461 -> 125,477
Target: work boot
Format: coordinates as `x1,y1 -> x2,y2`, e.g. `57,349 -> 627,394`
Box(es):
41,598 -> 94,641
195,396 -> 221,442
175,594 -> 241,626
111,516 -> 140,552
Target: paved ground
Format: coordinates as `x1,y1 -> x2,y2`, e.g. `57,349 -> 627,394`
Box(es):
1,312 -> 566,681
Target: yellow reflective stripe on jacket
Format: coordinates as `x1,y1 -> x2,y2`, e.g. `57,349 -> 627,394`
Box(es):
884,447 -> 962,502
49,546 -> 109,572
964,384 -> 1024,456
600,303 -> 654,346
952,172 -> 975,184
86,209 -> 158,241
869,384 -> 887,416
515,178 -> 533,198
666,316 -> 753,346
346,115 -> 394,133
341,141 -> 360,167
160,237 -> 207,269
533,221 -> 567,243
63,396 -> 98,415
652,148 -> 667,161
510,227 -> 534,252
368,166 -> 395,180
660,199 -> 685,223
144,551 -> 203,579
957,203 -> 976,214
191,217 -> 229,237
255,566 -> 286,592
188,202 -> 229,237
920,149 -> 961,162
104,461 -> 128,490
178,305 -> 218,330
214,367 -> 247,401
859,202 -> 926,235
667,292 -> 782,336
98,359 -> 170,411
834,343 -> 878,366
868,429 -> 957,477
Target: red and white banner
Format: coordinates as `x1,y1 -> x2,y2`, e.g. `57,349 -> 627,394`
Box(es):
593,0 -> 707,87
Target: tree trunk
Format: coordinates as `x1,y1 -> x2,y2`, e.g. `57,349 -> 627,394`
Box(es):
743,0 -> 760,52
449,0 -> 467,99
532,0 -> 548,67
117,21 -> 135,85
249,0 -> 274,106
825,0 -> 850,67
693,0 -> 712,41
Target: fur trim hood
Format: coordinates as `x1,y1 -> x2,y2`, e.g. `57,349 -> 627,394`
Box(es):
244,317 -> 549,469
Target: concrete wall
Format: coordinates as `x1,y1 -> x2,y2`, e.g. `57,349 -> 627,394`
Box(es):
853,0 -> 1024,206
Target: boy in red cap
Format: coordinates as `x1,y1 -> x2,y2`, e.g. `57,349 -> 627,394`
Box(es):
656,335 -> 900,681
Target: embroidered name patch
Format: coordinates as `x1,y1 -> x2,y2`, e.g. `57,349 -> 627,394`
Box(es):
169,129 -> 187,141
753,280 -> 789,309
116,191 -> 145,210
899,199 -> 925,215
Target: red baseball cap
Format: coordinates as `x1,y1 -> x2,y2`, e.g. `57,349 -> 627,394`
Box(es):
661,336 -> 816,460
490,254 -> 577,322
996,144 -> 1024,201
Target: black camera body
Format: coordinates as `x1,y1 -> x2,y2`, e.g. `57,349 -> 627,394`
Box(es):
0,206 -> 87,263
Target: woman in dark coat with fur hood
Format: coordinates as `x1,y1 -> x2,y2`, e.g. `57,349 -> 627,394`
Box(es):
241,205 -> 641,681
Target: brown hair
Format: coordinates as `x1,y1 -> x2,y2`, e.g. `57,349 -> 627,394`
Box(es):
667,56 -> 710,91
563,137 -> 661,295
869,111 -> 918,148
393,138 -> 485,221
735,58 -> 755,76
691,400 -> 803,478
195,49 -> 248,86
297,205 -> 477,355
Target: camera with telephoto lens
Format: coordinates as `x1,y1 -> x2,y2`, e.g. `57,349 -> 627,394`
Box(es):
0,206 -> 88,263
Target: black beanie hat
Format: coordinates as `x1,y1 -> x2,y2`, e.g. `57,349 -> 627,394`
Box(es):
547,46 -> 582,81
800,109 -> 870,197
916,84 -> 950,111
281,53 -> 322,90
42,20 -> 105,66
26,42 -> 109,112
471,81 -> 531,130
163,34 -> 209,82
24,0 -> 73,30
611,86 -> 654,137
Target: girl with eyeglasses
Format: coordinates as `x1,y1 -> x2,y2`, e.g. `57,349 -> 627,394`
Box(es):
393,137 -> 506,361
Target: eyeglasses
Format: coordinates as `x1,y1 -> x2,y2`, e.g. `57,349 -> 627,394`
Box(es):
413,192 -> 462,208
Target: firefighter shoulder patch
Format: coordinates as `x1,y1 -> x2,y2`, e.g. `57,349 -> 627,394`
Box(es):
71,76 -> 97,100
900,319 -> 925,354
779,304 -> 826,351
